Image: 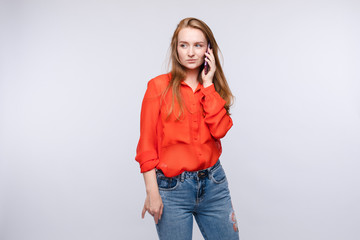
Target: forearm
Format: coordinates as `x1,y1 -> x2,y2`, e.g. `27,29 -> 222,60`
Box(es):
143,169 -> 159,194
200,85 -> 233,138
205,112 -> 233,139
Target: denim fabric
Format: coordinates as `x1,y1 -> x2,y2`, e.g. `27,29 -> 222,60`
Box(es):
155,160 -> 240,240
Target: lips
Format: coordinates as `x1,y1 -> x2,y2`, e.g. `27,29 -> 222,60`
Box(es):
186,59 -> 197,63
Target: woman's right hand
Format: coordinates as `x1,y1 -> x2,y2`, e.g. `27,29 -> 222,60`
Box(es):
142,191 -> 163,224
142,169 -> 163,224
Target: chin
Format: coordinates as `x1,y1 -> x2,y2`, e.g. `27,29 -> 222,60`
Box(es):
184,64 -> 202,71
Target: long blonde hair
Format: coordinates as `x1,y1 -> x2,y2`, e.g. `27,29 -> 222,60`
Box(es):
163,17 -> 234,119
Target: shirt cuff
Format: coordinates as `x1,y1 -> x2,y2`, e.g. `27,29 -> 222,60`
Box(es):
201,84 -> 215,96
140,159 -> 159,173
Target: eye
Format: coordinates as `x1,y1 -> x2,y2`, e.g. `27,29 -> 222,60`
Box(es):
179,43 -> 187,48
195,44 -> 202,48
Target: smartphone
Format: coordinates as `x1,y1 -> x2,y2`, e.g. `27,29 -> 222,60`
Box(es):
204,42 -> 211,75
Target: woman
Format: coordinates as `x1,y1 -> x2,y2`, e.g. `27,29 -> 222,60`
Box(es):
135,17 -> 239,240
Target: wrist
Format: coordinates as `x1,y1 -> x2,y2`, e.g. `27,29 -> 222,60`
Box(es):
143,169 -> 159,194
203,81 -> 213,88
146,187 -> 160,195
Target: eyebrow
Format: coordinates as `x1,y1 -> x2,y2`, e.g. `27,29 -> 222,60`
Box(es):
178,41 -> 205,44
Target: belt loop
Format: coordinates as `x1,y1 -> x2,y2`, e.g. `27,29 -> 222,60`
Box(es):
180,172 -> 185,182
206,169 -> 211,179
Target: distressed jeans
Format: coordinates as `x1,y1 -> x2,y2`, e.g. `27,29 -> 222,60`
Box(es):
155,160 -> 240,240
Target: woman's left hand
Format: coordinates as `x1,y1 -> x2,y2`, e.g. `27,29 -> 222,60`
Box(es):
201,47 -> 216,88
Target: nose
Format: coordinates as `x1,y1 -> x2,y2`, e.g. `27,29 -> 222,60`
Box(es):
187,46 -> 195,57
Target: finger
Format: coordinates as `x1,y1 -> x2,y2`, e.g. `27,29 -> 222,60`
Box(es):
204,57 -> 210,64
206,47 -> 214,55
205,52 -> 215,63
209,52 -> 215,61
159,205 -> 163,220
207,54 -> 216,67
204,59 -> 215,73
153,212 -> 159,224
141,206 -> 146,219
205,56 -> 214,65
205,52 -> 212,58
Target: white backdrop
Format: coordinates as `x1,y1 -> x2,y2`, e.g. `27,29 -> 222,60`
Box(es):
1,0 -> 359,239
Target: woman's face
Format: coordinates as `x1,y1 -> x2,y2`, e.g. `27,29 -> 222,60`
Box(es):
177,27 -> 207,71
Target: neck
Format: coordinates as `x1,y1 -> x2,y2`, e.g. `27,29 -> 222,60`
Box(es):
184,68 -> 199,84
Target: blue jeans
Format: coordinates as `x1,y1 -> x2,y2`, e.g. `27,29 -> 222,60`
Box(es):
155,160 -> 240,240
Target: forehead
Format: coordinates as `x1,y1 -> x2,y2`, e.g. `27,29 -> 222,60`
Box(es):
178,27 -> 206,42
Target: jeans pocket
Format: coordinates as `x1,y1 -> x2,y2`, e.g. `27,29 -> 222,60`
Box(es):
210,165 -> 227,184
156,173 -> 180,191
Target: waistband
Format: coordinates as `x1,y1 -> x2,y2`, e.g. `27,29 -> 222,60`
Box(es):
157,160 -> 221,181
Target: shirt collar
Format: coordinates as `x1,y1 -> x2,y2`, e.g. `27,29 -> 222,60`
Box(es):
180,81 -> 202,93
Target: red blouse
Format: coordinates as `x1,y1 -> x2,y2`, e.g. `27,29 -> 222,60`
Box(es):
135,73 -> 233,177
